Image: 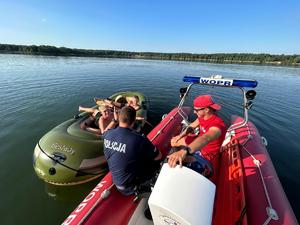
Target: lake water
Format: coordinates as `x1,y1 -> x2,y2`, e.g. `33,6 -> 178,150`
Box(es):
0,54 -> 299,224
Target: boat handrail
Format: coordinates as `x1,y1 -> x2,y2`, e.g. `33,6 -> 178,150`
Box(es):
182,75 -> 257,88
178,75 -> 257,131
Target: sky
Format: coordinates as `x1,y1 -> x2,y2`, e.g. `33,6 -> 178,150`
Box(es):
0,0 -> 299,54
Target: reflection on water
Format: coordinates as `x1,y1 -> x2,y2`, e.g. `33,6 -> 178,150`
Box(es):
45,179 -> 102,203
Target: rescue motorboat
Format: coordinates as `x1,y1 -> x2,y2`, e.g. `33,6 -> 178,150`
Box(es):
33,91 -> 149,186
63,76 -> 298,225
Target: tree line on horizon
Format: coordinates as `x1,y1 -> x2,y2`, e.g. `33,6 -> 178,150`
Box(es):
1,43 -> 299,66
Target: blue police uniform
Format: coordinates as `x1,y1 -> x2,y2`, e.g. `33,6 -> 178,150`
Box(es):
103,126 -> 159,195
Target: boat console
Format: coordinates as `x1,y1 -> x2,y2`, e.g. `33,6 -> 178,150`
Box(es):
149,163 -> 216,225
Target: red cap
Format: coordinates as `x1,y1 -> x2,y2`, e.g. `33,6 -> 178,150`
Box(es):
193,95 -> 221,110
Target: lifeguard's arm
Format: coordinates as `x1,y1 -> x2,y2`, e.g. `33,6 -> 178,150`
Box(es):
188,127 -> 221,153
171,119 -> 199,147
167,126 -> 222,168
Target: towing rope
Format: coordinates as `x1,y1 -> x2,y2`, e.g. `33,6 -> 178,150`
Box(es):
235,206 -> 247,225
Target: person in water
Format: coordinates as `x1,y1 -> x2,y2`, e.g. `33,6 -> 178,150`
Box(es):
167,95 -> 226,183
103,106 -> 162,195
79,104 -> 118,135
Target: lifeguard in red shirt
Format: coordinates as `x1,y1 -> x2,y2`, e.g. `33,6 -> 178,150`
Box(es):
167,95 -> 226,183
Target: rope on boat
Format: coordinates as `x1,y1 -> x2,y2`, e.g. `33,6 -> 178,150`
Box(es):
235,206 -> 247,225
38,142 -> 103,176
238,123 -> 279,225
78,183 -> 115,225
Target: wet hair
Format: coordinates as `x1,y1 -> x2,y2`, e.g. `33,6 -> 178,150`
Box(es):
119,106 -> 136,125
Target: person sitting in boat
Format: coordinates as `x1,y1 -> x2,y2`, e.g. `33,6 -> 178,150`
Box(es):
103,106 -> 162,196
102,95 -> 144,120
79,104 -> 118,135
167,95 -> 226,183
95,94 -> 146,132
94,95 -> 126,109
127,95 -> 141,111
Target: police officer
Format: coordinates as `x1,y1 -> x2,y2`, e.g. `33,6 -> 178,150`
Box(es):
103,106 -> 162,195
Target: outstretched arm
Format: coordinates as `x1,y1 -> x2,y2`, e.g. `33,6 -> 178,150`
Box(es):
79,106 -> 98,114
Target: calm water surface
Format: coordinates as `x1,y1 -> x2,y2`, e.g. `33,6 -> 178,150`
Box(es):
0,54 -> 299,224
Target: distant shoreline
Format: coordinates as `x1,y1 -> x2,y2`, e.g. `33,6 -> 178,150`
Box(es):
1,43 -> 299,67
